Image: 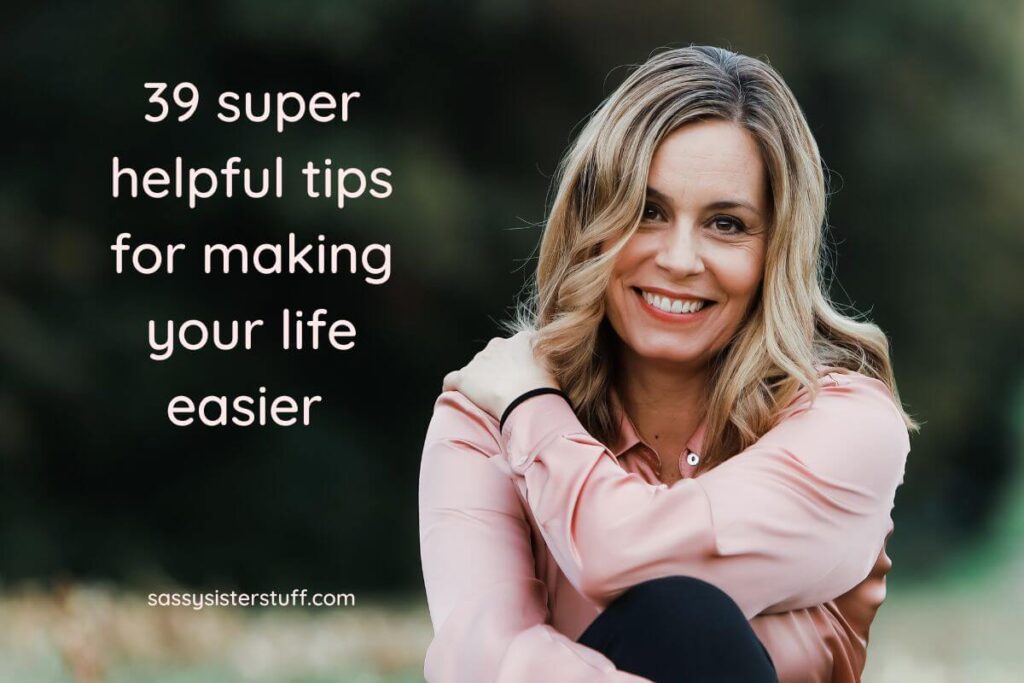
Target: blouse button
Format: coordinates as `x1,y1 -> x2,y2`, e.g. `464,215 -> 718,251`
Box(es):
686,452 -> 700,466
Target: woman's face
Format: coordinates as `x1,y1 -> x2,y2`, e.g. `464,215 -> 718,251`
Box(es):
603,119 -> 770,369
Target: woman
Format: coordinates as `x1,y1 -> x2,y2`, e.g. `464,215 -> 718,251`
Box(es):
419,45 -> 916,683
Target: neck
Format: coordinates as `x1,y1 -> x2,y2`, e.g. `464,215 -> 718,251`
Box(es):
610,350 -> 708,419
613,346 -> 710,423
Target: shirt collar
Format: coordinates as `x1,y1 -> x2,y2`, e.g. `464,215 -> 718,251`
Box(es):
607,386 -> 706,459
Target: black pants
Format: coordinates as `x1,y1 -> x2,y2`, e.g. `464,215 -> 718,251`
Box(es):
577,576 -> 779,683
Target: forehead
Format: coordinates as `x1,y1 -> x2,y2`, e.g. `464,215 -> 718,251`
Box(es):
648,119 -> 767,205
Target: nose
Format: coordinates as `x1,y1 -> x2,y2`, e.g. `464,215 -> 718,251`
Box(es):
654,221 -> 706,277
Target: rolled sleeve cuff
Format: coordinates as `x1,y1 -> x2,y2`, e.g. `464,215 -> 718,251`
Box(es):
500,392 -> 583,474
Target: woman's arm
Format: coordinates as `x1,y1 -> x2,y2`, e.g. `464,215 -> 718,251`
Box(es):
498,371 -> 910,619
419,390 -> 649,682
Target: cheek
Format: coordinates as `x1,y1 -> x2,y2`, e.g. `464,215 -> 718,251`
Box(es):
605,276 -> 631,329
716,245 -> 765,301
607,239 -> 647,296
605,255 -> 641,332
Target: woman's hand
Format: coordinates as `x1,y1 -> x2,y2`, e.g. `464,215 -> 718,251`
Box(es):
442,330 -> 561,420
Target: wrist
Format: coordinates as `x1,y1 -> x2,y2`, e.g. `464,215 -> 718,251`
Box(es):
499,387 -> 568,432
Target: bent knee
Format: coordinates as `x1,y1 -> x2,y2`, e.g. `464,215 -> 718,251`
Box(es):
580,576 -> 777,681
607,576 -> 747,635
614,576 -> 743,613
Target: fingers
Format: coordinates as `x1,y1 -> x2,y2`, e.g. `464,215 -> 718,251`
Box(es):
514,328 -> 540,354
442,370 -> 460,392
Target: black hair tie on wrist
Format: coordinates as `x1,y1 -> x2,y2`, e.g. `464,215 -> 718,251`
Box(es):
499,387 -> 569,432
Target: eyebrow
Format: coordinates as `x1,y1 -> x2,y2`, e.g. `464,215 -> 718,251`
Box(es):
646,186 -> 764,218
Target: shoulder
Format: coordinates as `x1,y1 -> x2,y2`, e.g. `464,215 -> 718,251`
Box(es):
423,389 -> 503,458
766,369 -> 911,488
787,368 -> 909,432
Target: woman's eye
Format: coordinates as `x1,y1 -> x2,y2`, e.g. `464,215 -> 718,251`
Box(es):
710,216 -> 746,234
641,203 -> 665,222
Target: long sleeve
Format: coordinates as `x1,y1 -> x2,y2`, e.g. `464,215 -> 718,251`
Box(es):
418,390 -> 650,683
498,371 -> 910,619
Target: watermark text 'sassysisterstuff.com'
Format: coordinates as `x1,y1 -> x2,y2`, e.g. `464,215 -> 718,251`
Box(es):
147,589 -> 355,611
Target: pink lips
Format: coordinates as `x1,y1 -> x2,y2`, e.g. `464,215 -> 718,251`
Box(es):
634,288 -> 713,323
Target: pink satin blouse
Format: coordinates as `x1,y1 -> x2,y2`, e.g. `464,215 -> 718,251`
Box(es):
418,369 -> 911,682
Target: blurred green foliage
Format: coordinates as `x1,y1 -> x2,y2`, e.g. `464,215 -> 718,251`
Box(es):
1,0 -> 1021,598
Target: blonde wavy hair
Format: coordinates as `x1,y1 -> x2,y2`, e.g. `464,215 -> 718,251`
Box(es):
504,45 -> 918,471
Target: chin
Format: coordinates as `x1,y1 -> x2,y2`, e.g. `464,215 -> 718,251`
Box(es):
628,338 -> 711,365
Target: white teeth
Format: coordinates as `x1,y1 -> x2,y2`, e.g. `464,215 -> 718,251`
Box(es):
640,289 -> 706,314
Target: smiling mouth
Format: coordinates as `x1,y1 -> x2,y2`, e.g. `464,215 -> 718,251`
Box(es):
632,287 -> 716,315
